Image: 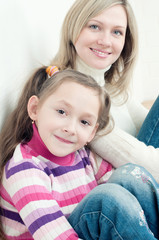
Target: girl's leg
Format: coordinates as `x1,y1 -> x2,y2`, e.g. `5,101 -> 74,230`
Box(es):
137,95 -> 159,147
68,182 -> 157,239
107,163 -> 159,239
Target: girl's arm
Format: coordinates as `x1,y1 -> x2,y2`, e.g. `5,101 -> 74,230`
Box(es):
3,159 -> 81,240
89,151 -> 114,184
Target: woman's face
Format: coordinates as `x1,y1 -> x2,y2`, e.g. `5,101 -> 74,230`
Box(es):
75,4 -> 127,69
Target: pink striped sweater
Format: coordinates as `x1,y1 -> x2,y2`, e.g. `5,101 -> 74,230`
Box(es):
0,126 -> 114,239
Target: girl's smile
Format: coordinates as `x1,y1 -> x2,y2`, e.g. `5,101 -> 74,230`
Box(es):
29,81 -> 100,157
54,135 -> 74,144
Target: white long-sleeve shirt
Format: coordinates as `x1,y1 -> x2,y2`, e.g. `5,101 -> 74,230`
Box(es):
76,57 -> 159,183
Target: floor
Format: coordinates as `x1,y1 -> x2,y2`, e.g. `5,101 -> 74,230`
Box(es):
142,100 -> 154,109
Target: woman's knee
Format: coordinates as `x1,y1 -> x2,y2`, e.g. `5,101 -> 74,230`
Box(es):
108,163 -> 153,187
107,163 -> 159,210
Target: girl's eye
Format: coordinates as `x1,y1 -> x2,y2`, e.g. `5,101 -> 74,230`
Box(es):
90,24 -> 99,30
81,120 -> 90,126
57,109 -> 65,115
113,30 -> 122,36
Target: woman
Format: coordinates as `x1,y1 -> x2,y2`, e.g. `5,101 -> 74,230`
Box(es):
1,66 -> 159,239
51,0 -> 159,183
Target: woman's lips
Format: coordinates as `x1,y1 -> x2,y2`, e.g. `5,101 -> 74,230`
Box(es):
90,48 -> 111,58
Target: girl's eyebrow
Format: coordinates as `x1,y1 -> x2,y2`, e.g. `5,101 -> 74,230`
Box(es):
57,100 -> 72,108
57,100 -> 97,121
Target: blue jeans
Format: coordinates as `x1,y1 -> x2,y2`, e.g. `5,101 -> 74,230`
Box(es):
68,164 -> 159,239
137,95 -> 159,147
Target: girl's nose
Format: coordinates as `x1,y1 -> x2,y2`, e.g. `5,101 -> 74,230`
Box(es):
63,120 -> 76,135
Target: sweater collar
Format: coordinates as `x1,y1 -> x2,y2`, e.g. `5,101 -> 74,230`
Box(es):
27,123 -> 75,166
75,56 -> 111,87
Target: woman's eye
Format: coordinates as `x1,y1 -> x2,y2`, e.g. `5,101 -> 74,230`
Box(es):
81,120 -> 90,126
90,24 -> 99,30
57,109 -> 65,115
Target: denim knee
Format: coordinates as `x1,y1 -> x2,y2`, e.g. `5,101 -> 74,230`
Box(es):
68,183 -> 156,239
107,163 -> 159,237
109,163 -> 158,186
107,163 -> 159,204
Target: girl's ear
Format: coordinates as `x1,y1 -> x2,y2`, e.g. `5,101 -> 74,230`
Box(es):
27,95 -> 39,121
87,123 -> 99,143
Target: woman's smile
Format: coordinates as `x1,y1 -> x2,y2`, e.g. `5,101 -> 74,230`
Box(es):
75,5 -> 127,69
90,48 -> 111,58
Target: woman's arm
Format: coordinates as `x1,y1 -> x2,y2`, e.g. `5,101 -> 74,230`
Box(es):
91,126 -> 159,183
126,96 -> 149,134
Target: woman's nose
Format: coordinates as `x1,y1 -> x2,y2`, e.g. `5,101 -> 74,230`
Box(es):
97,31 -> 112,47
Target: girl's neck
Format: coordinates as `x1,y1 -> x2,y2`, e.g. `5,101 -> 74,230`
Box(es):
75,56 -> 111,87
27,123 -> 75,166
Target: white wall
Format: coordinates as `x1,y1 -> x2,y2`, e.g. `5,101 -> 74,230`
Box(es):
0,0 -> 159,130
129,0 -> 159,102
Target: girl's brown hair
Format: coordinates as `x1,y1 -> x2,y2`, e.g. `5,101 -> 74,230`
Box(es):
0,68 -> 111,238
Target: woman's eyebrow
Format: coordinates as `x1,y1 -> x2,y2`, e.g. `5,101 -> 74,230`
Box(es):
88,19 -> 126,29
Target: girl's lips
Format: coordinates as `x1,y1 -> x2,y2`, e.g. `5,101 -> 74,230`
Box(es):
90,48 -> 111,58
55,135 -> 73,144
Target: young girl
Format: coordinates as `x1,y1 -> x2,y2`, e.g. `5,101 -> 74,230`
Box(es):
51,0 -> 159,183
0,67 -> 159,239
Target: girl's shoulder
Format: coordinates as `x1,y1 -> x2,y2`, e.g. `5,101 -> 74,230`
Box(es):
11,143 -> 41,165
5,143 -> 46,176
76,147 -> 90,157
74,147 -> 92,167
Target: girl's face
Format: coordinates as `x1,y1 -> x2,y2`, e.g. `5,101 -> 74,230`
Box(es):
28,81 -> 100,157
75,4 -> 127,69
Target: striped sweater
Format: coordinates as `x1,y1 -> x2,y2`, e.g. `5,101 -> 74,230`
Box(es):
0,126 -> 114,239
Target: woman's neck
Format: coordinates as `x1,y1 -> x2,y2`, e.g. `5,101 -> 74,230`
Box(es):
75,56 -> 111,87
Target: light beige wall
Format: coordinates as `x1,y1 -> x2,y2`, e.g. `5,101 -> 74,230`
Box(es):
0,0 -> 159,130
129,0 -> 159,101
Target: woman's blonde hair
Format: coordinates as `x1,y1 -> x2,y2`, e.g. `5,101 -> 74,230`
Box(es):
52,0 -> 138,101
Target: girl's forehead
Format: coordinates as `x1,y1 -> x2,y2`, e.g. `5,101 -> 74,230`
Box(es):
42,81 -> 100,118
53,81 -> 96,95
46,81 -> 99,104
